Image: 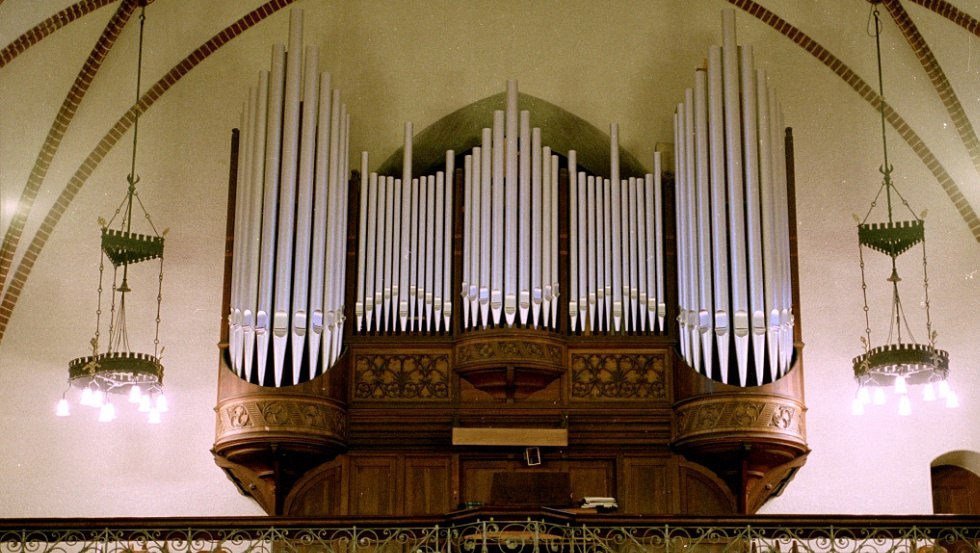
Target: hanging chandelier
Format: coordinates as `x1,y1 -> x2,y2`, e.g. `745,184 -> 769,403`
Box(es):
57,3 -> 168,423
851,1 -> 955,416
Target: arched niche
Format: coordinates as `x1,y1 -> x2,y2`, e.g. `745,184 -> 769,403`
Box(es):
931,450 -> 980,514
377,92 -> 651,179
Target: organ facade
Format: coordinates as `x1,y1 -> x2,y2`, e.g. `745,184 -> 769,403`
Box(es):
213,8 -> 808,517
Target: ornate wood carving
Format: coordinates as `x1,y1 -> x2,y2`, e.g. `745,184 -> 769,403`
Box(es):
454,330 -> 565,400
571,352 -> 668,401
674,396 -> 805,441
353,353 -> 450,401
672,353 -> 809,513
215,396 -> 348,445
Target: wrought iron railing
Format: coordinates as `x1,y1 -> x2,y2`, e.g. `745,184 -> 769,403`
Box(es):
2,517 -> 979,553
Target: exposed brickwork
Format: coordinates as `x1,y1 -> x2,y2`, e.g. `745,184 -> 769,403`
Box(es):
0,0 -> 139,299
727,0 -> 980,243
907,0 -> 980,36
882,0 -> 980,178
0,0 -> 297,343
0,0 -> 116,68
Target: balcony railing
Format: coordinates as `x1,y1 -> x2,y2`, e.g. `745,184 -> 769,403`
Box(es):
1,516 -> 979,553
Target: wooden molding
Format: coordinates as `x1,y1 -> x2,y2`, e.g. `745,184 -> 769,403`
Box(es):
452,427 -> 568,446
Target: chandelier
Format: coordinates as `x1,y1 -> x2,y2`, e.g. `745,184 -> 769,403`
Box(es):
56,3 -> 168,423
851,1 -> 955,416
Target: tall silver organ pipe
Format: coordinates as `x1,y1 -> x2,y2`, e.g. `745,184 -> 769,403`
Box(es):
674,9 -> 794,386
228,9 -> 350,386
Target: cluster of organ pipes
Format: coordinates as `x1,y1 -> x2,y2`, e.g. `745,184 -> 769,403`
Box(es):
569,131 -> 667,335
228,10 -> 351,386
354,80 -> 670,335
456,81 -> 564,330
673,10 -> 794,387
353,129 -> 455,334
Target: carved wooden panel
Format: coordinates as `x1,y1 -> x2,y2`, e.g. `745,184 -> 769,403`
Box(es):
460,460 -> 523,506
459,458 -> 615,508
566,460 -> 615,503
350,456 -> 399,515
570,352 -> 668,401
678,462 -> 736,515
284,462 -> 344,516
620,457 -> 673,514
405,456 -> 454,515
352,353 -> 450,401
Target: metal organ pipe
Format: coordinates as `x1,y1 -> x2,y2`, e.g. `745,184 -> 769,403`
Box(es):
694,69 -> 714,379
519,111 -> 531,326
292,46 -> 320,380
673,9 -> 796,386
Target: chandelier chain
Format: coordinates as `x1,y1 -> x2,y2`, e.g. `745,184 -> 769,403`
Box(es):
93,254 -> 105,353
858,242 -> 872,353
921,239 -> 936,348
154,256 -> 163,359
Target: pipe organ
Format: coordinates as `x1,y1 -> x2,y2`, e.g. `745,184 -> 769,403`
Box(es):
674,10 -> 794,388
215,8 -> 807,518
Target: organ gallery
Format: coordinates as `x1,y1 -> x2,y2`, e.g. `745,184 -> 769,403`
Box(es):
212,8 -> 808,517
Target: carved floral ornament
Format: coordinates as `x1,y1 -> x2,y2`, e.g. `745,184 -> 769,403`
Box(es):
571,352 -> 668,401
353,354 -> 450,400
216,398 -> 348,440
674,397 -> 806,440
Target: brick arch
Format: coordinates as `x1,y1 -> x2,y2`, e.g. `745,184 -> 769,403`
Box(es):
0,0 -> 119,68
883,0 -> 980,187
728,0 -> 980,242
0,0 -> 142,303
908,0 -> 980,36
0,0 -> 298,343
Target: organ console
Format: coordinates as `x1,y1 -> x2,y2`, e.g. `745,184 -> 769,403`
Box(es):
214,8 -> 807,517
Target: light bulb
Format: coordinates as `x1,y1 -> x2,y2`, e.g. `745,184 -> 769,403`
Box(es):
857,387 -> 871,405
872,387 -> 886,405
894,375 -> 907,395
148,409 -> 161,424
98,402 -> 116,422
80,387 -> 93,407
128,384 -> 142,404
939,380 -> 951,399
56,398 -> 70,417
923,382 -> 937,401
946,391 -> 960,409
155,393 -> 168,413
138,395 -> 151,413
92,389 -> 105,408
852,397 -> 865,415
898,395 -> 911,416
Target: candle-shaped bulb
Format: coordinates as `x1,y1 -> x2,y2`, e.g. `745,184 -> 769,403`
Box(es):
872,387 -> 886,405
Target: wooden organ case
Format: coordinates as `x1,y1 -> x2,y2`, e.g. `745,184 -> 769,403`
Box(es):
213,9 -> 807,517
